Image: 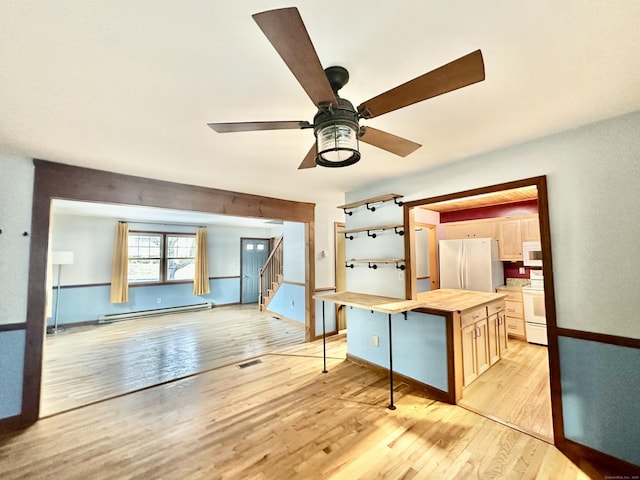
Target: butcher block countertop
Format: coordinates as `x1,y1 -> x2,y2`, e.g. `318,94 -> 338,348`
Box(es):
315,289 -> 506,315
314,292 -> 424,314
416,289 -> 507,313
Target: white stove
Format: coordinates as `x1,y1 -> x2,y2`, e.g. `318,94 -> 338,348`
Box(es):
523,270 -> 547,345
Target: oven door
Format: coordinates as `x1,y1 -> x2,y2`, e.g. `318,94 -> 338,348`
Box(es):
523,288 -> 546,324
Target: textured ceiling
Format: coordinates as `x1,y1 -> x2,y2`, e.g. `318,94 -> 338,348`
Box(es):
2,1 -> 639,206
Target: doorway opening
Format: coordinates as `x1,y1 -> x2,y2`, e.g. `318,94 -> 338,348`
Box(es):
334,222 -> 347,331
40,200 -> 305,418
405,177 -> 555,444
240,238 -> 270,304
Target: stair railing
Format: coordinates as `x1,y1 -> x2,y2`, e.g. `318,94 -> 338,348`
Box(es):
259,236 -> 284,310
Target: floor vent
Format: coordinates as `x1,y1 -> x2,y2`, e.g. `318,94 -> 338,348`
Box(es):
237,359 -> 262,369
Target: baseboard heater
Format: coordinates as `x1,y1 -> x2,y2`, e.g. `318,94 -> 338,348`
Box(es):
98,302 -> 213,324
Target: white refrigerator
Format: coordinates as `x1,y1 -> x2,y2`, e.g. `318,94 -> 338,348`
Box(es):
439,238 -> 504,292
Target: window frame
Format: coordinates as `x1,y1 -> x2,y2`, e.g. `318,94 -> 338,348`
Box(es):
127,230 -> 197,285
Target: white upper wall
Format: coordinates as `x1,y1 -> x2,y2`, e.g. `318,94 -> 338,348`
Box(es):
282,221 -> 305,284
346,111 -> 640,338
0,156 -> 34,325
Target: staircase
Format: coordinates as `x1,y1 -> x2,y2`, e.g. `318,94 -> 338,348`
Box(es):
259,236 -> 284,311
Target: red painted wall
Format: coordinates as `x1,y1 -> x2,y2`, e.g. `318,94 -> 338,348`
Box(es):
440,199 -> 538,223
503,261 -> 534,279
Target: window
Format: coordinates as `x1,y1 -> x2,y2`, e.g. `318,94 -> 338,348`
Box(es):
128,232 -> 196,284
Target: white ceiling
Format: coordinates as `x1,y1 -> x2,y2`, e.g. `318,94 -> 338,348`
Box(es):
2,1 -> 639,205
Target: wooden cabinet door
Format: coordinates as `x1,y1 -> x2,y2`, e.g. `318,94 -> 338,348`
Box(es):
521,216 -> 541,242
505,300 -> 523,318
487,314 -> 500,366
475,320 -> 490,376
472,221 -> 498,240
498,219 -> 522,260
461,323 -> 478,386
445,223 -> 474,240
497,313 -> 509,353
506,315 -> 526,337
445,221 -> 498,240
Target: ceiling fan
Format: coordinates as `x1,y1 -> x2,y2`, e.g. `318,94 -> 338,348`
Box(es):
207,7 -> 485,169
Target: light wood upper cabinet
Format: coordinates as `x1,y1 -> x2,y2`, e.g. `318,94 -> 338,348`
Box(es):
521,216 -> 541,242
444,214 -> 539,261
444,220 -> 498,240
498,215 -> 540,260
498,219 -> 522,260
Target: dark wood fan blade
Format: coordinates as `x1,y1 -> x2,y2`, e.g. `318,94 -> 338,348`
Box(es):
253,8 -> 337,108
357,50 -> 485,119
208,121 -> 311,133
359,126 -> 421,157
298,144 -> 317,169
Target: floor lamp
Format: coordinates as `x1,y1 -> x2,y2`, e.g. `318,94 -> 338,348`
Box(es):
51,251 -> 74,334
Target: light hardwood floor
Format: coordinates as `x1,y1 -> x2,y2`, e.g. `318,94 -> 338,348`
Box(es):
41,304 -> 305,416
3,334 -> 588,480
458,338 -> 553,443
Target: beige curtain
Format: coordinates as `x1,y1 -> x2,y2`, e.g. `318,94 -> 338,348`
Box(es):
193,227 -> 210,295
110,222 -> 129,303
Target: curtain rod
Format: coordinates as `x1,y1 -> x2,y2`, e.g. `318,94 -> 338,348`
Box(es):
119,220 -> 205,228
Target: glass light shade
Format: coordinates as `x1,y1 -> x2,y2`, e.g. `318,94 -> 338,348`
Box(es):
315,124 -> 361,167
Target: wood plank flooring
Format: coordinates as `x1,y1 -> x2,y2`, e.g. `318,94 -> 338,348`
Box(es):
458,338 -> 553,443
2,335 -> 588,480
41,304 -> 305,417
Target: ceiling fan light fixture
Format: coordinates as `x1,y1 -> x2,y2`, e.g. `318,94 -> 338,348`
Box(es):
313,97 -> 361,168
315,123 -> 360,167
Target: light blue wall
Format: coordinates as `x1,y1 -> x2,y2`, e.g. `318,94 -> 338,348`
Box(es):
416,279 -> 431,293
559,336 -> 640,466
48,277 -> 240,325
0,330 -> 25,418
346,308 -> 448,392
266,221 -> 308,324
267,283 -> 305,323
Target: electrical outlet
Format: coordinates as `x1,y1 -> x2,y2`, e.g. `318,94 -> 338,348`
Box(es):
519,267 -> 526,274
372,335 -> 379,347
157,298 -> 161,304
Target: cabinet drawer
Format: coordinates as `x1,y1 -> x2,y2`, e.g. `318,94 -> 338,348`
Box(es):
497,290 -> 522,302
505,316 -> 525,336
461,307 -> 487,328
505,300 -> 523,318
487,301 -> 505,316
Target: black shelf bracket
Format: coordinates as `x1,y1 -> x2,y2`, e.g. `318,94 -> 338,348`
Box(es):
345,262 -> 355,269
402,312 -> 408,321
394,197 -> 404,206
368,262 -> 378,269
365,202 -> 377,212
344,232 -> 354,240
367,230 -> 377,238
343,208 -> 353,216
394,227 -> 405,236
395,262 -> 406,271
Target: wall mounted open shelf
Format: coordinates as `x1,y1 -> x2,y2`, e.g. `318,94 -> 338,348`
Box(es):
343,224 -> 404,240
337,193 -> 404,215
345,258 -> 406,270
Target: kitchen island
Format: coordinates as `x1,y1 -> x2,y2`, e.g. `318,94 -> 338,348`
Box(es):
316,288 -> 507,404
